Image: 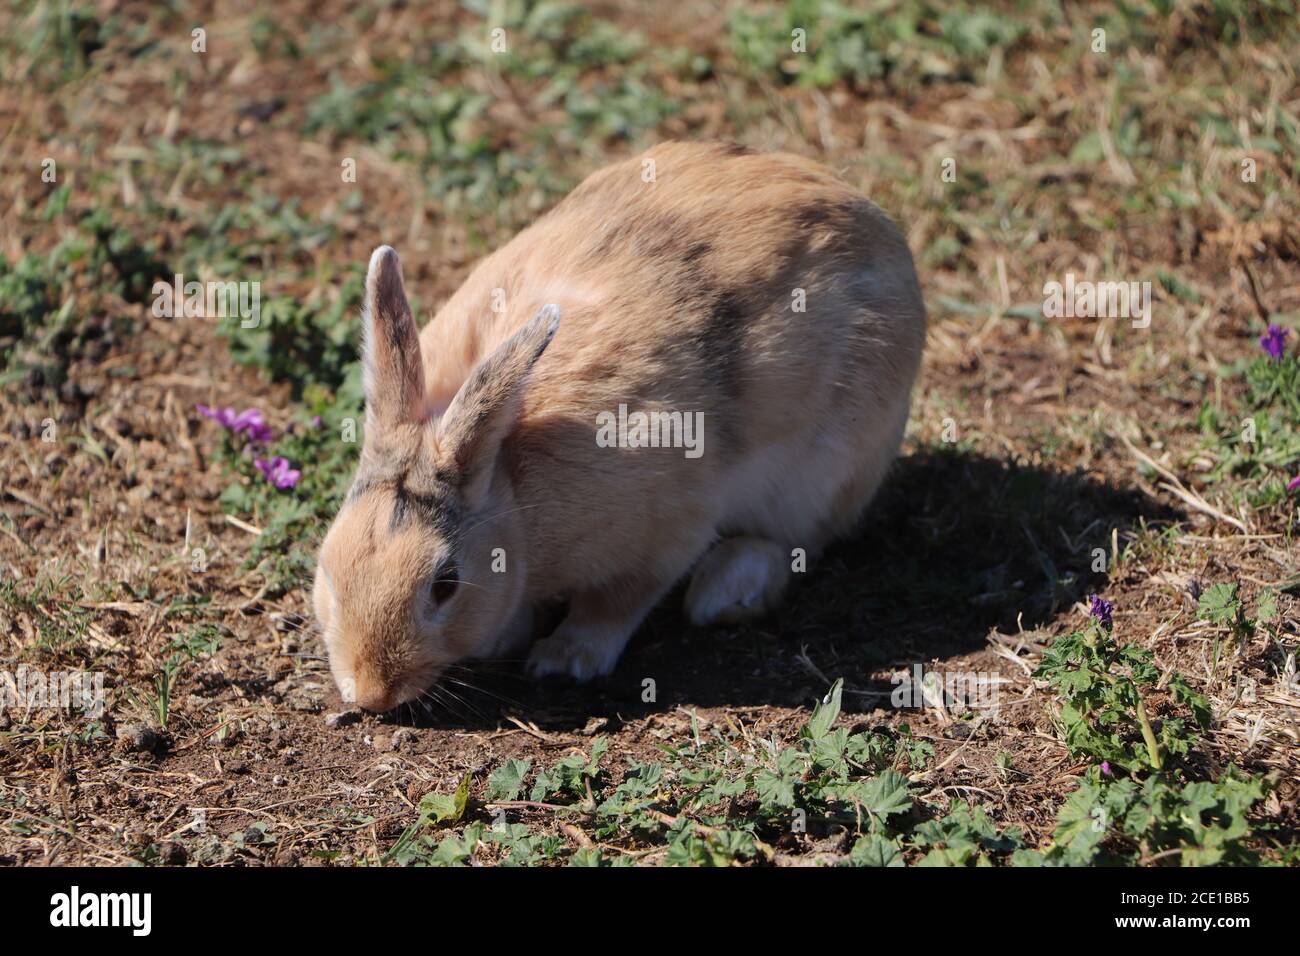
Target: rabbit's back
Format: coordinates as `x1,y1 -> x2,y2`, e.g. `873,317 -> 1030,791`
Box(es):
419,142 -> 926,593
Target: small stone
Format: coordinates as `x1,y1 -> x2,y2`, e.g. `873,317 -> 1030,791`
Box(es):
324,710 -> 361,729
116,723 -> 158,752
273,774 -> 287,787
579,716 -> 609,736
161,841 -> 188,865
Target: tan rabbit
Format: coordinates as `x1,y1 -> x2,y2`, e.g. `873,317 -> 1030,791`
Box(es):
313,141 -> 926,712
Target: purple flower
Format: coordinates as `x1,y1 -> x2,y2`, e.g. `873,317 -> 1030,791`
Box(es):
196,404 -> 273,443
310,415 -> 323,428
196,403 -> 238,428
254,456 -> 301,490
1088,595 -> 1114,628
230,408 -> 273,443
1100,761 -> 1112,777
1259,324 -> 1290,360
1288,475 -> 1300,494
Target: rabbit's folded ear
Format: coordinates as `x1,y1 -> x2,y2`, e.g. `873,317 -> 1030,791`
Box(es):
362,245 -> 425,432
438,304 -> 560,504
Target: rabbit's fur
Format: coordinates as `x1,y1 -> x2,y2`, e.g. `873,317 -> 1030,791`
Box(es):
314,141 -> 926,711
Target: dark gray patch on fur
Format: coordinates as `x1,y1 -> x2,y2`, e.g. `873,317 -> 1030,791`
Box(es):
593,211 -> 684,262
690,289 -> 748,451
449,361 -> 501,438
394,488 -> 459,544
663,241 -> 751,451
714,142 -> 755,157
347,471 -> 461,542
596,215 -> 750,432
364,255 -> 420,419
386,310 -> 417,358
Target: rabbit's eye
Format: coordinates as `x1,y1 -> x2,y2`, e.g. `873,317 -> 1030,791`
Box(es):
431,566 -> 459,605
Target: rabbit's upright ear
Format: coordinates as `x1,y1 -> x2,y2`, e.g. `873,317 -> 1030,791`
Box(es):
362,245 -> 425,434
438,304 -> 560,504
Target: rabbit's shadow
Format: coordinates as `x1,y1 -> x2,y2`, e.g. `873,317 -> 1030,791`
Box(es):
397,448 -> 1181,730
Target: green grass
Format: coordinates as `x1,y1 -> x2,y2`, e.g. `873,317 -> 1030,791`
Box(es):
380,663 -> 1273,865
0,0 -> 109,86
302,0 -> 686,215
0,200 -> 165,389
0,577 -> 92,660
729,0 -> 1035,89
132,624 -> 225,732
1020,767 -> 1268,866
1196,349 -> 1300,510
384,682 -> 1004,866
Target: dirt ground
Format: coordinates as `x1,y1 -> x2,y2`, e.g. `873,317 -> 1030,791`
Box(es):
0,0 -> 1297,865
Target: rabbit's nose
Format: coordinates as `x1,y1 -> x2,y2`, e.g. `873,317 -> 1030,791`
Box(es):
354,677 -> 398,713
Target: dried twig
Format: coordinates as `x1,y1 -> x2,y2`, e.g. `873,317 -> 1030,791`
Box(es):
1117,432 -> 1248,533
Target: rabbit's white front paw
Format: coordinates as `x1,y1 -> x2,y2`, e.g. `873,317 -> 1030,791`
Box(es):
685,537 -> 790,626
526,624 -> 624,681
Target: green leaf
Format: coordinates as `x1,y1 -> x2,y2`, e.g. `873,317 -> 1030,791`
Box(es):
1049,783 -> 1107,863
845,731 -> 895,771
846,769 -> 913,821
810,727 -> 849,770
848,834 -> 904,867
1197,582 -> 1241,624
1068,130 -> 1104,164
428,823 -> 483,866
918,845 -> 978,866
568,846 -> 604,867
418,773 -> 471,825
529,737 -> 609,800
753,769 -> 796,810
486,759 -> 532,802
804,678 -> 844,741
1256,588 -> 1278,624
666,826 -> 757,866
1009,848 -> 1047,866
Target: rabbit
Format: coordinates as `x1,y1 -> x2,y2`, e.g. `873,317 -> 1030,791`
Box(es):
313,141 -> 927,712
